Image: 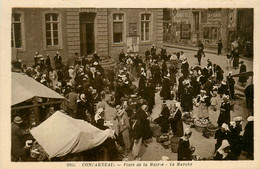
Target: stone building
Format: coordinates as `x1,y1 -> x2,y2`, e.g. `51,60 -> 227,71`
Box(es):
163,8 -> 253,56
11,8 -> 164,66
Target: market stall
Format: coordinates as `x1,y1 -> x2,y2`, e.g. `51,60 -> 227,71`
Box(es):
30,111 -> 115,159
11,72 -> 65,125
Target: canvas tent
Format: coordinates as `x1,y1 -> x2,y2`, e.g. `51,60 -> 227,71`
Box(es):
30,111 -> 114,158
12,72 -> 64,106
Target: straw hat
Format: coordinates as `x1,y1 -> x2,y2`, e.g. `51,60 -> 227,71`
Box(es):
14,116 -> 23,124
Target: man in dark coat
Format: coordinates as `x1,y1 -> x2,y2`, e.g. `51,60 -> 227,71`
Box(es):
11,117 -> 30,161
119,49 -> 126,63
217,39 -> 223,55
181,58 -> 189,78
151,45 -> 157,60
54,52 -> 62,69
217,95 -> 231,127
45,54 -> 51,69
238,61 -> 247,86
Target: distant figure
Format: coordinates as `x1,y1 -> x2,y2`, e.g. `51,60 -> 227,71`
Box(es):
238,61 -> 247,86
45,54 -> 51,69
119,49 -> 126,63
145,49 -> 151,61
232,49 -> 239,69
196,42 -> 205,66
54,52 -> 62,69
218,39 -> 223,55
177,128 -> 193,161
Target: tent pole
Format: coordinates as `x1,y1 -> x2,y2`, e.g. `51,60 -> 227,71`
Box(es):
11,100 -> 63,111
33,97 -> 40,125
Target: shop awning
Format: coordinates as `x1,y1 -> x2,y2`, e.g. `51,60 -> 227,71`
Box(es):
231,71 -> 253,77
30,111 -> 114,158
12,72 -> 64,106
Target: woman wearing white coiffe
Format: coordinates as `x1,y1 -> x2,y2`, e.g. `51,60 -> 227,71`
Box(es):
196,90 -> 210,119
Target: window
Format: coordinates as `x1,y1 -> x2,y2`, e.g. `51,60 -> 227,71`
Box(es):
203,27 -> 219,39
193,12 -> 199,31
45,13 -> 59,46
11,14 -> 22,48
113,14 -> 124,43
181,24 -> 191,39
141,14 -> 151,41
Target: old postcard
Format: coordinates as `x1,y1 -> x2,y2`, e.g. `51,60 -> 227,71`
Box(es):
0,0 -> 259,169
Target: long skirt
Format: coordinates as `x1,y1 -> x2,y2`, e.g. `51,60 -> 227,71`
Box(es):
132,137 -> 142,157
197,104 -> 209,118
122,129 -> 131,152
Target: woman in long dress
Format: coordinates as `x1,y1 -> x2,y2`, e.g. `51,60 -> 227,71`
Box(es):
196,90 -> 210,119
177,128 -> 193,161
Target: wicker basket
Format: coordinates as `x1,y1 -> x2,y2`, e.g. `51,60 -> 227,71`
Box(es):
195,124 -> 207,133
207,127 -> 218,136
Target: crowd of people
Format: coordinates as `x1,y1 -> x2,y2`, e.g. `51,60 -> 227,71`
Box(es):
11,41 -> 253,161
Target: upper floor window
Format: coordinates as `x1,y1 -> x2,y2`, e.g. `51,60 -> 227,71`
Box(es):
11,14 -> 22,48
45,13 -> 59,46
141,14 -> 151,41
113,14 -> 124,43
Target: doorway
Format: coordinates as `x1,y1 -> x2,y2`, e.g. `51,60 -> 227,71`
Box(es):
80,13 -> 96,55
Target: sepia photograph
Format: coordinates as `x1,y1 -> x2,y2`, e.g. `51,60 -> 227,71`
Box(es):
8,7 -> 255,163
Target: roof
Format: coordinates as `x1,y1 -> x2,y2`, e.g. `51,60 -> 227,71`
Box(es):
12,72 -> 64,106
30,111 -> 113,158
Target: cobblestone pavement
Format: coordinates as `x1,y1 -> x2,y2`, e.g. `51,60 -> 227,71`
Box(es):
106,49 -> 253,161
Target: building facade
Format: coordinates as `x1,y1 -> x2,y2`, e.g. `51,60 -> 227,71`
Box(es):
163,8 -> 253,56
11,8 -> 164,66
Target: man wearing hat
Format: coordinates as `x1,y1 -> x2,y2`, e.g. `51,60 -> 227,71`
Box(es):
11,116 -> 30,161
238,61 -> 247,86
